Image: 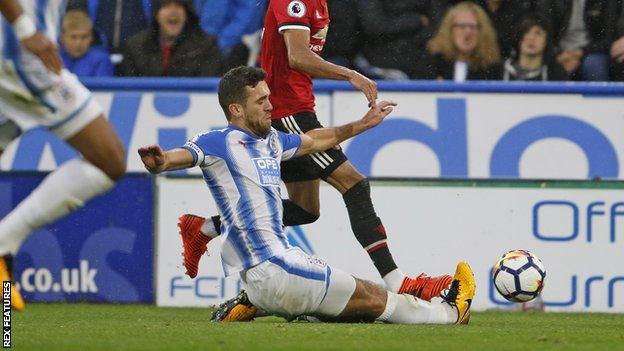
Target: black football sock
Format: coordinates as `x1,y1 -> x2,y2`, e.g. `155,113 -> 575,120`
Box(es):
343,179 -> 398,277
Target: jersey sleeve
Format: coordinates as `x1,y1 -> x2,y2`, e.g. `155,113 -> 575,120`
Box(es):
182,141 -> 204,168
182,131 -> 223,167
272,0 -> 314,33
277,131 -> 302,161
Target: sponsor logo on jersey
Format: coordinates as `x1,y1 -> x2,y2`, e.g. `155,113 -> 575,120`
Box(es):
287,1 -> 306,18
252,157 -> 281,186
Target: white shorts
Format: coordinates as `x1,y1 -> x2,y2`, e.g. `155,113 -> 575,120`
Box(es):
0,66 -> 102,146
241,247 -> 357,320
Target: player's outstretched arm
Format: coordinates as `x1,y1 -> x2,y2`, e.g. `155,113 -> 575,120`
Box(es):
296,101 -> 396,156
138,145 -> 195,174
0,0 -> 62,74
283,29 -> 378,106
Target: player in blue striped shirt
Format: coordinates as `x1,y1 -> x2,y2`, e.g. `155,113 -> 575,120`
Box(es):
139,66 -> 474,324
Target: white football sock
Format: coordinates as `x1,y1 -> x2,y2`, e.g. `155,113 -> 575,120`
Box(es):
383,268 -> 407,292
377,292 -> 457,324
200,217 -> 217,238
0,158 -> 114,255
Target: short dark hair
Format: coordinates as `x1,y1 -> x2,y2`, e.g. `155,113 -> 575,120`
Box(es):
218,66 -> 267,121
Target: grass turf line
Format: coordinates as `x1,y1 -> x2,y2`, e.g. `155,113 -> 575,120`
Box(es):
12,303 -> 624,351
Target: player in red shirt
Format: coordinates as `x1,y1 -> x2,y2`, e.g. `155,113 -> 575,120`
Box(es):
178,0 -> 453,321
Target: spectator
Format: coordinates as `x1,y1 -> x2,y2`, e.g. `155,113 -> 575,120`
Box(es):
502,16 -> 568,81
475,0 -> 528,57
194,0 -> 267,69
67,0 -> 151,61
60,10 -> 114,77
118,0 -> 222,77
356,0 -> 447,79
427,1 -> 502,81
611,1 -> 624,80
535,0 -> 617,81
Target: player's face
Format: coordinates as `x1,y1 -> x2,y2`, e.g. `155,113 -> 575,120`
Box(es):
521,26 -> 547,57
157,3 -> 187,39
61,27 -> 93,58
242,81 -> 273,137
452,11 -> 479,56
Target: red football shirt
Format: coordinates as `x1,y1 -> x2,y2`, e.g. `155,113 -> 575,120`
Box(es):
260,0 -> 330,120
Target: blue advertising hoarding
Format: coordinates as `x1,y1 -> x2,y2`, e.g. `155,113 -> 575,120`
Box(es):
0,172 -> 154,303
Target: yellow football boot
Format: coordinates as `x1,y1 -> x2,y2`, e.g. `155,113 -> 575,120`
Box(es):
442,261 -> 475,324
211,290 -> 257,322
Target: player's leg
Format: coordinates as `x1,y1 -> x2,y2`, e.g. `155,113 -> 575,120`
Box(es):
0,118 -> 26,310
331,261 -> 474,324
178,192 -> 319,279
240,248 -> 474,324
322,278 -> 457,324
283,179 -> 320,221
0,114 -> 125,253
275,111 -> 453,300
65,115 -> 125,180
324,159 -> 453,301
0,71 -> 125,311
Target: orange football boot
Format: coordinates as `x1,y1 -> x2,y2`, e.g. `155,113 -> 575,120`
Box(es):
398,273 -> 454,301
178,214 -> 211,278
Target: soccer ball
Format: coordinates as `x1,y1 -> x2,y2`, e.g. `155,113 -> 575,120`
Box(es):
492,250 -> 546,302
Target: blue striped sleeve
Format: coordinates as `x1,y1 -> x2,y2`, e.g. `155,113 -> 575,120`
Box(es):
277,131 -> 301,161
183,130 -> 227,167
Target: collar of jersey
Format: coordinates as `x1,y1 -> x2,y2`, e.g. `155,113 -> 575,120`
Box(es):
228,124 -> 269,140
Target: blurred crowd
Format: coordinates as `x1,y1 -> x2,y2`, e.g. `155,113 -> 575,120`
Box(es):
60,0 -> 624,82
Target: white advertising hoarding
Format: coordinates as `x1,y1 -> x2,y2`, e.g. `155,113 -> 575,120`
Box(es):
334,92 -> 624,180
156,177 -> 624,312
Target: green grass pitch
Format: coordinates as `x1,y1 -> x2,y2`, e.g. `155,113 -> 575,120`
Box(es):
11,303 -> 624,351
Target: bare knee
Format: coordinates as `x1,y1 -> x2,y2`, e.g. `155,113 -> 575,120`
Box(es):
338,279 -> 387,320
327,162 -> 365,194
90,143 -> 126,181
103,148 -> 127,181
285,180 -> 320,216
66,115 -> 127,181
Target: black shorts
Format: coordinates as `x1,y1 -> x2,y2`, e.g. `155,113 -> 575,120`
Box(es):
272,111 -> 348,182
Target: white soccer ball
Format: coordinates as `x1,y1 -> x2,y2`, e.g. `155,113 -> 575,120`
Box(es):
492,249 -> 546,302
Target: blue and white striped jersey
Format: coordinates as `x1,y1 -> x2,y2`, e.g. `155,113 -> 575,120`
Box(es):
184,126 -> 302,276
0,0 -> 65,92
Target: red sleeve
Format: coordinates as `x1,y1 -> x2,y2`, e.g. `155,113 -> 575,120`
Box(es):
271,0 -> 314,32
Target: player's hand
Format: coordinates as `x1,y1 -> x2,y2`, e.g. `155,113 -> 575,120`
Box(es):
348,70 -> 378,107
138,145 -> 167,174
21,32 -> 62,74
360,100 -> 397,129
